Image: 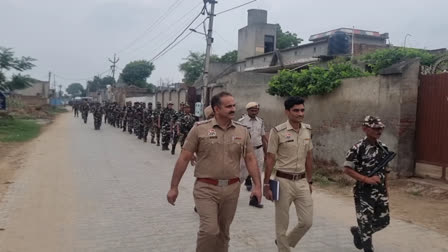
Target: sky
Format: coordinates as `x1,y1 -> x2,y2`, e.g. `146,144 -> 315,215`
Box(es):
1,0 -> 447,91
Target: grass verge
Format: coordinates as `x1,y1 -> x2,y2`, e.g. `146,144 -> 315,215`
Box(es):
0,118 -> 41,142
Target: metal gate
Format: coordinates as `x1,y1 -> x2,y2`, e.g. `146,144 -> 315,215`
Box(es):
416,73 -> 448,179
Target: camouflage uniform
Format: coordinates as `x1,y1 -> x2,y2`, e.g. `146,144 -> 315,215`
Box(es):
80,102 -> 90,124
170,104 -> 184,154
143,103 -> 153,143
151,102 -> 162,145
178,111 -> 196,148
126,104 -> 135,134
134,104 -> 145,139
160,105 -> 176,150
344,116 -> 390,252
92,104 -> 104,130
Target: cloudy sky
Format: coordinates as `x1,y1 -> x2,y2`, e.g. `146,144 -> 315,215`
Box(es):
1,0 -> 446,90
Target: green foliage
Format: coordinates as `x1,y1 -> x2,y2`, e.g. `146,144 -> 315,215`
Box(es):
0,119 -> 41,142
217,50 -> 238,63
179,51 -> 206,85
86,75 -> 115,92
179,51 -> 238,85
66,83 -> 85,97
119,60 -> 155,88
363,47 -> 438,74
0,47 -> 36,92
276,24 -> 303,50
268,62 -> 370,97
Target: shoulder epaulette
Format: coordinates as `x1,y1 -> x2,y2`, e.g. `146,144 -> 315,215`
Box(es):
302,123 -> 312,130
233,120 -> 248,128
195,119 -> 212,126
274,123 -> 287,132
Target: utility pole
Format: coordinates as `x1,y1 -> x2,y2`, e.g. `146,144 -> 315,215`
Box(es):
351,26 -> 355,60
47,71 -> 51,98
108,53 -> 119,81
202,0 -> 216,107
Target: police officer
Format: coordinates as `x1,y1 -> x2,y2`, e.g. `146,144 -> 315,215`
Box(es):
151,102 -> 162,146
264,96 -> 313,252
167,92 -> 262,252
238,102 -> 268,208
344,116 -> 390,252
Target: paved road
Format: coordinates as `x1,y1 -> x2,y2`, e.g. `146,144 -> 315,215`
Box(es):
0,112 -> 447,252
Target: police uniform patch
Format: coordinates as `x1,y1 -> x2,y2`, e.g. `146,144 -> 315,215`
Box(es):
208,129 -> 217,137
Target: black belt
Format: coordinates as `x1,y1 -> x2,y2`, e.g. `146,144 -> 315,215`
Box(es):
255,145 -> 263,149
276,170 -> 306,181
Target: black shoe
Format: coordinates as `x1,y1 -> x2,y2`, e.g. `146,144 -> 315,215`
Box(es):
350,226 -> 363,249
249,197 -> 263,208
151,139 -> 156,144
246,185 -> 252,191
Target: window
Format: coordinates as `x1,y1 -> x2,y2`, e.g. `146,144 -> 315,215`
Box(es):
264,35 -> 275,53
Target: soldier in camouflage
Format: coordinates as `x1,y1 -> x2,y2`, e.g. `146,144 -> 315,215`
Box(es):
178,103 -> 196,148
122,102 -> 131,132
80,101 -> 90,124
151,102 -> 162,146
170,102 -> 185,155
92,102 -> 104,130
142,102 -> 153,143
344,116 -> 391,252
160,101 -> 176,151
126,102 -> 135,134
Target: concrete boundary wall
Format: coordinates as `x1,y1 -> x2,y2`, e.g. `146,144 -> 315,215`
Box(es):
215,60 -> 420,177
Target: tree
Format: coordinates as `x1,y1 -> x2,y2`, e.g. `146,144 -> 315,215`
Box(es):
179,51 -> 236,85
119,60 -> 155,88
66,83 -> 85,97
86,75 -> 115,93
0,47 -> 36,92
217,50 -> 238,63
179,52 -> 206,85
268,62 -> 371,97
362,48 -> 438,74
276,24 -> 303,50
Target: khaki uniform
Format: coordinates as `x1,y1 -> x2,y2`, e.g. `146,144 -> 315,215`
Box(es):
238,114 -> 265,180
183,118 -> 253,252
267,121 -> 313,252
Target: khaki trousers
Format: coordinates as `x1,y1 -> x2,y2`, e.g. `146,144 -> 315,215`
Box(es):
193,180 -> 240,252
275,177 -> 313,252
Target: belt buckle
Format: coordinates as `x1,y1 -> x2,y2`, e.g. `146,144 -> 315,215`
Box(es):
292,174 -> 300,180
218,180 -> 229,186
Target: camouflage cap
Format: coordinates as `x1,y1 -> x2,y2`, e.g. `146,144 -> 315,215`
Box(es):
363,115 -> 385,128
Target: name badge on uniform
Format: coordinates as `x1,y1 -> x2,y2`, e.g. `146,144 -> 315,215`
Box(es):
232,136 -> 242,141
208,129 -> 217,138
285,133 -> 294,142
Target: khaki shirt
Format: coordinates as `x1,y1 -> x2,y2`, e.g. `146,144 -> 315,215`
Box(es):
183,118 -> 253,179
238,114 -> 265,147
267,121 -> 313,173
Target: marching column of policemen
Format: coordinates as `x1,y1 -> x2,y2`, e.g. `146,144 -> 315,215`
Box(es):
73,99 -> 197,155
167,92 -> 391,252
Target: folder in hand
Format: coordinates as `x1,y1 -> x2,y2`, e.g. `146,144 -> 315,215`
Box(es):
269,179 -> 280,201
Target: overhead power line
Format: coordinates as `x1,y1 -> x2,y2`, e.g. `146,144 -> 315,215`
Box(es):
215,0 -> 257,16
149,5 -> 206,62
117,0 -> 186,54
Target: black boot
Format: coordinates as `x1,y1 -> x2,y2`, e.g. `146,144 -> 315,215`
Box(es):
162,144 -> 169,151
171,144 -> 175,155
151,137 -> 156,144
350,226 -> 363,249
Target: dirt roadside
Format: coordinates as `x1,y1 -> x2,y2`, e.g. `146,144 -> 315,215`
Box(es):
315,179 -> 448,236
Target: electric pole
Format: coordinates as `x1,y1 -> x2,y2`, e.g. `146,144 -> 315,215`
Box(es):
202,0 -> 216,107
108,53 -> 120,81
